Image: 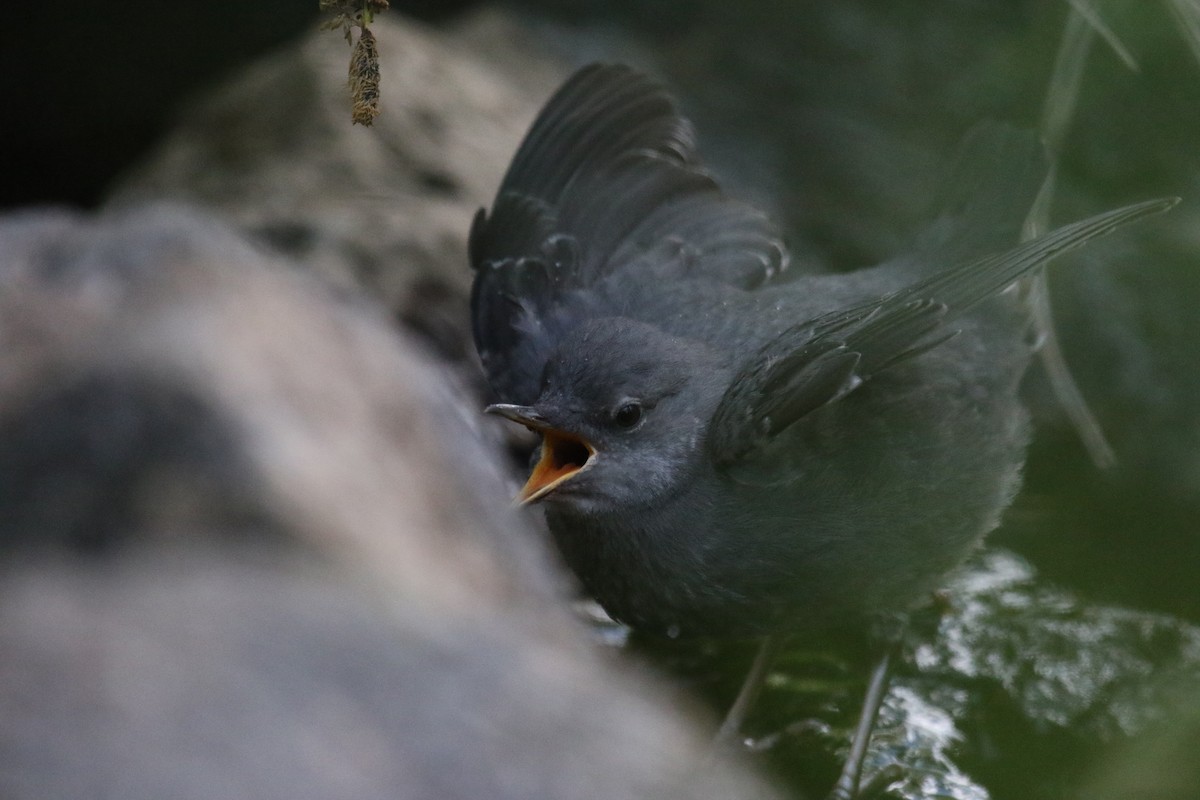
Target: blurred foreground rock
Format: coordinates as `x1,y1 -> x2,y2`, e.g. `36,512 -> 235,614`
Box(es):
0,205 -> 778,800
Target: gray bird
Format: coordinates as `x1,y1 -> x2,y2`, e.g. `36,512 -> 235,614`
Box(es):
470,65 -> 1169,645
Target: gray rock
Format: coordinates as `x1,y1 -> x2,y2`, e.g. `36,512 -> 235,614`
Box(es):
106,12 -> 570,369
0,204 -> 779,800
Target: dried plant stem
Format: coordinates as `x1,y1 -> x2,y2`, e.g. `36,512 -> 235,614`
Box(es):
1027,6 -> 1118,469
349,27 -> 381,126
320,0 -> 389,125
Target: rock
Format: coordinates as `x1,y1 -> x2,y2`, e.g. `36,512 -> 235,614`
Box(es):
0,204 -> 779,800
108,11 -> 570,370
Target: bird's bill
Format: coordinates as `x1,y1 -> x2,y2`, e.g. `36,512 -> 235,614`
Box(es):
484,404 -> 596,504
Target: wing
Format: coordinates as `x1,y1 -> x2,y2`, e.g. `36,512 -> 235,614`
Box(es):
707,197 -> 1177,466
469,64 -> 787,404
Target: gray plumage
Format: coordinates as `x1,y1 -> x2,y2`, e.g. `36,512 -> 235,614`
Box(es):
469,64 -> 1173,638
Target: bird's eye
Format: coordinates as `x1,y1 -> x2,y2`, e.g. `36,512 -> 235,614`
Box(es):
612,401 -> 643,429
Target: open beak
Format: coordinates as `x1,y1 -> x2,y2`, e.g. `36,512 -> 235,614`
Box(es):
485,404 -> 596,504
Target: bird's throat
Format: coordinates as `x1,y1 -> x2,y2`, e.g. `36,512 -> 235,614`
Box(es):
518,429 -> 595,504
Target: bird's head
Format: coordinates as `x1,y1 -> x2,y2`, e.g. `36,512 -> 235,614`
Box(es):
487,318 -> 729,514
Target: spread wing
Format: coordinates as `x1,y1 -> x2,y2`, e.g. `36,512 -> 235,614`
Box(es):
469,64 -> 787,404
707,197 -> 1177,466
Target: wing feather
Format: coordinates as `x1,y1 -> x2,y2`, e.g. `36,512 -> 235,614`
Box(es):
470,64 -> 788,402
708,198 -> 1177,466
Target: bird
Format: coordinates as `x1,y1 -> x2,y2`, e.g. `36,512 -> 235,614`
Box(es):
467,63 -> 1172,793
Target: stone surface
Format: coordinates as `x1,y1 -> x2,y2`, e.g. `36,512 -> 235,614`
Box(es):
108,11 -> 571,370
0,204 -> 779,800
